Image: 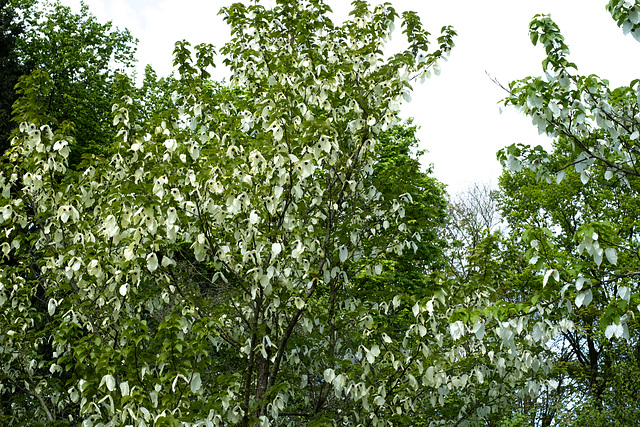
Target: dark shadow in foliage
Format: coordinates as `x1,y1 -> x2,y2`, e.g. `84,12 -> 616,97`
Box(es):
0,0 -> 33,154
1,0 -> 136,167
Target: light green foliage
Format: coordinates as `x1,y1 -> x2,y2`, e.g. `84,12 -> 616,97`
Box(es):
498,10 -> 640,336
499,137 -> 640,424
495,4 -> 640,425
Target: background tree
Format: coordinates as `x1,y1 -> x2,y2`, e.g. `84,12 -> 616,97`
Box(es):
496,3 -> 640,425
1,0 -> 136,164
444,181 -> 502,280
437,182 -> 564,427
353,119 -> 448,298
499,135 -> 640,425
0,0 -> 31,153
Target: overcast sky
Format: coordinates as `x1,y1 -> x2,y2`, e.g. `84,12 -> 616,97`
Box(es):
62,0 -> 640,195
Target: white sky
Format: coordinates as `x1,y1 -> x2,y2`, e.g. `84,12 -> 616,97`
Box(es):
61,0 -> 640,195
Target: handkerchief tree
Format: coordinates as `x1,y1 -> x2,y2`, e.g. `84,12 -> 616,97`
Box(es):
498,2 -> 640,340
495,2 -> 640,423
0,1 -> 558,425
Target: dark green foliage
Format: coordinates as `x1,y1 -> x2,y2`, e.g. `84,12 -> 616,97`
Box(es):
2,0 -> 136,166
0,0 -> 31,154
356,120 -> 448,297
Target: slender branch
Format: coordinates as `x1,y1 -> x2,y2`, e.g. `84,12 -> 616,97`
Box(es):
267,277 -> 320,392
486,71 -> 511,94
21,353 -> 54,422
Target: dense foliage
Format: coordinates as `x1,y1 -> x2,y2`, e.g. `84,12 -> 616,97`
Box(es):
1,0 -> 639,425
496,2 -> 640,424
0,0 -> 30,152
498,2 -> 640,344
0,0 -> 136,162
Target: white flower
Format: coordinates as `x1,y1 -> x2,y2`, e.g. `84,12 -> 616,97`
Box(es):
296,159 -> 315,179
313,135 -> 333,159
292,241 -> 305,259
605,323 -> 625,339
166,207 -> 178,225
163,139 -> 178,153
240,111 -> 254,132
102,374 -> 116,391
450,321 -> 464,340
58,205 -> 79,223
146,253 -> 159,272
104,215 -> 119,237
87,259 -> 102,277
48,299 -> 58,316
161,256 -> 176,268
124,245 -> 136,261
339,245 -> 348,263
272,242 -> 282,258
548,101 -> 560,117
52,140 -> 70,158
249,210 -> 259,224
294,297 -> 305,310
153,176 -> 168,198
1,204 -> 13,222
